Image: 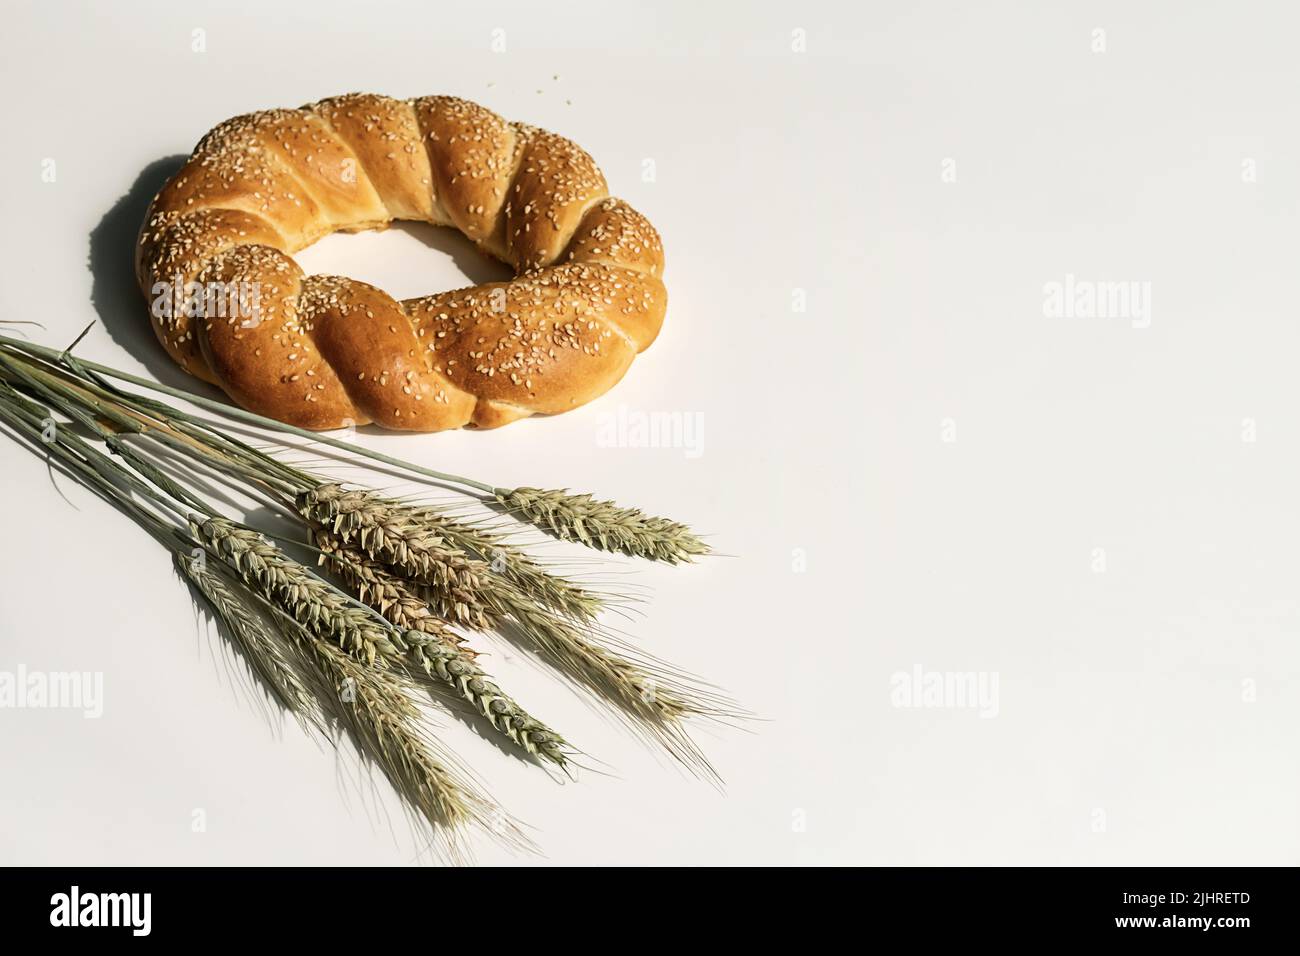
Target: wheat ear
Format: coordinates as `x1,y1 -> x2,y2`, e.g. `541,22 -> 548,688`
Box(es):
192,516 -> 405,667
305,484 -> 603,621
187,520 -> 525,857
395,505 -> 605,623
312,528 -> 474,657
297,633 -> 530,860
175,550 -> 321,729
296,485 -> 493,629
491,589 -> 727,781
495,487 -> 710,564
313,528 -> 572,767
296,486 -> 727,779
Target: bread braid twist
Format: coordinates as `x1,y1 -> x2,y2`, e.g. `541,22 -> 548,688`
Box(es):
135,94 -> 667,431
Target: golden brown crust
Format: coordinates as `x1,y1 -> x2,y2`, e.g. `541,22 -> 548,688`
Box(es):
137,93 -> 667,431
411,95 -> 516,248
504,126 -> 608,272
402,263 -> 650,417
136,207 -> 284,381
309,94 -> 442,224
193,245 -> 359,429
301,275 -> 476,430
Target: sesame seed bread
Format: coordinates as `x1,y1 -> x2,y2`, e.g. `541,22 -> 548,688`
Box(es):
135,93 -> 667,430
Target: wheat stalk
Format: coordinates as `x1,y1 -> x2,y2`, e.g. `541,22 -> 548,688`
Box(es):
297,632 -> 530,860
306,484 -> 603,622
313,528 -> 572,767
184,520 -> 525,855
495,487 -> 710,564
193,516 -> 405,667
183,528 -> 522,858
176,551 -> 321,728
297,484 -> 493,630
489,587 -> 729,782
387,503 -> 605,623
494,592 -> 684,720
312,529 -> 473,656
295,485 -> 724,777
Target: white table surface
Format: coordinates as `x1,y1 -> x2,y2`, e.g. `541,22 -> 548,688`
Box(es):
2,0 -> 1298,865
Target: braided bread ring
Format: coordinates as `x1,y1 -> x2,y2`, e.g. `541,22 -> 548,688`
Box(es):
135,94 -> 667,430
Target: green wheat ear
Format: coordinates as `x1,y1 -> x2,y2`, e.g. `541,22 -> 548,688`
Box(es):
495,487 -> 711,564
296,484 -> 494,629
313,527 -> 573,769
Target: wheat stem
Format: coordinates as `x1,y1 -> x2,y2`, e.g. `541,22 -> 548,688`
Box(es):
0,334 -> 494,492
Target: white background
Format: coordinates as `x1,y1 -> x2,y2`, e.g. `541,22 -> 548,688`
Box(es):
2,0 -> 1299,865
